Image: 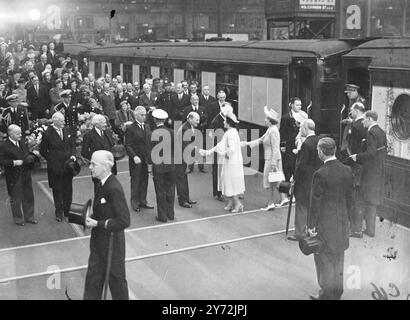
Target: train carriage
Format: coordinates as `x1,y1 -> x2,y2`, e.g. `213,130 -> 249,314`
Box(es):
66,40 -> 352,136
343,39 -> 410,227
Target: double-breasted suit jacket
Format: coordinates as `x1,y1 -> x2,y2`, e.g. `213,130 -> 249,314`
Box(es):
356,124 -> 387,206
308,159 -> 354,254
1,106 -> 30,134
39,126 -> 76,189
170,93 -> 190,121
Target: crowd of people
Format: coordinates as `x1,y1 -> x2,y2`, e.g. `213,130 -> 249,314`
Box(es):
0,35 -> 388,300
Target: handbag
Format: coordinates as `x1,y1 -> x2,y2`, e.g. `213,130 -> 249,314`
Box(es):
268,170 -> 285,183
299,236 -> 323,256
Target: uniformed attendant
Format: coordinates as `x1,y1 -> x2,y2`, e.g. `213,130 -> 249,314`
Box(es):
84,150 -> 130,300
54,89 -> 79,136
151,109 -> 176,222
39,112 -> 77,222
1,94 -> 30,135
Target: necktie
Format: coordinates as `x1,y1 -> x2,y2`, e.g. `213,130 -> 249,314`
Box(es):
36,85 -> 39,95
59,129 -> 63,140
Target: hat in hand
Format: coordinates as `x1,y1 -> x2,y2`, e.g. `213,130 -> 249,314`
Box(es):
64,158 -> 81,176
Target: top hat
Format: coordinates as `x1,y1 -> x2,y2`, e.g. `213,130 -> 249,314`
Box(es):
299,236 -> 323,256
64,158 -> 81,176
344,84 -> 360,93
24,152 -> 39,169
68,199 -> 92,230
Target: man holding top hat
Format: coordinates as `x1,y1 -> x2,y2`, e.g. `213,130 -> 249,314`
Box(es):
39,112 -> 78,222
150,108 -> 176,222
84,150 -> 130,300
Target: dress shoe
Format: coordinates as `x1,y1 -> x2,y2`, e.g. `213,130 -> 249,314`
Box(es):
140,204 -> 154,209
215,195 -> 225,202
155,216 -> 167,223
168,216 -> 175,221
199,168 -> 207,173
224,204 -> 233,211
287,235 -> 300,241
56,217 -> 63,222
15,222 -> 25,226
179,202 -> 192,208
309,294 -> 320,300
188,200 -> 197,205
132,206 -> 141,212
26,220 -> 38,224
349,231 -> 363,238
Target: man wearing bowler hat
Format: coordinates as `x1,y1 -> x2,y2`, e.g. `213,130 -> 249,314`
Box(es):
151,108 -> 176,222
40,112 -> 77,222
307,138 -> 354,300
0,124 -> 37,226
84,150 -> 130,300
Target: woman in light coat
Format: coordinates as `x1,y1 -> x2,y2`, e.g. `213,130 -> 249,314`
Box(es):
242,106 -> 287,211
199,109 -> 245,212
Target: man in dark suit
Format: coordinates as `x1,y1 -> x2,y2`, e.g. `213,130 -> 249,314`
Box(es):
125,83 -> 139,110
39,112 -> 77,222
350,111 -> 387,238
84,150 -> 130,300
182,95 -> 208,173
288,119 -> 321,241
124,106 -> 154,212
198,85 -> 216,110
344,102 -> 368,238
209,102 -> 232,202
0,124 -> 37,226
307,137 -> 354,300
207,90 -> 227,129
139,83 -> 158,130
1,95 -> 30,135
81,114 -> 118,193
280,97 -> 308,206
175,112 -> 199,208
34,54 -> 47,81
151,109 -> 176,222
99,83 -> 117,129
26,75 -> 50,119
170,83 -> 190,123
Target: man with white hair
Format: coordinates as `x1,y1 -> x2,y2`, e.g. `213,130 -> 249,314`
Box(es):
0,124 -> 37,226
124,106 -> 154,212
39,112 -> 77,222
288,119 -> 322,241
83,150 -> 130,300
82,114 -> 117,193
138,83 -> 157,109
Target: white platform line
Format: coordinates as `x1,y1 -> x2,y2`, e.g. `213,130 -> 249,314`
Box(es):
0,205 -> 286,253
0,228 -> 292,283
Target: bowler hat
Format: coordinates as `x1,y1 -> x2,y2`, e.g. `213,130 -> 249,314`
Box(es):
68,199 -> 92,230
64,158 -> 81,176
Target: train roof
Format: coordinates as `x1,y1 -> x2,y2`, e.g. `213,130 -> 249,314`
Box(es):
66,40 -> 353,65
344,38 -> 410,70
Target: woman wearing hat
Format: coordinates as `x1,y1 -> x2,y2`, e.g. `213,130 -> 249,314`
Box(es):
199,109 -> 245,212
242,106 -> 288,211
49,79 -> 64,111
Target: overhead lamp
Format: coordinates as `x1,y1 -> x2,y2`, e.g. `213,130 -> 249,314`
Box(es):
29,9 -> 40,21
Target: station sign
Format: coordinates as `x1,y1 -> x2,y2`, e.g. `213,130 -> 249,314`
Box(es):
299,0 -> 336,11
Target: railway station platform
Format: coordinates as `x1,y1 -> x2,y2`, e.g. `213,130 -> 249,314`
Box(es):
0,161 -> 408,300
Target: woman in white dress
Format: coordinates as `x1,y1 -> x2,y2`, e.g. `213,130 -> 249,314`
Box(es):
242,106 -> 287,211
199,109 -> 245,212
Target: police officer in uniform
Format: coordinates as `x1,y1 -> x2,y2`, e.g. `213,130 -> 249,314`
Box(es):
1,94 -> 30,135
55,89 -> 79,137
151,109 -> 176,222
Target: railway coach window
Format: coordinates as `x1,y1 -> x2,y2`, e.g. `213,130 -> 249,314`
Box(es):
140,65 -> 150,85
185,70 -> 200,84
216,73 -> 239,114
94,61 -> 101,78
123,64 -> 133,83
